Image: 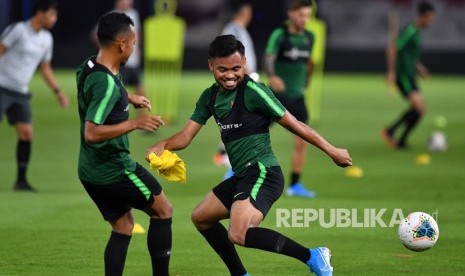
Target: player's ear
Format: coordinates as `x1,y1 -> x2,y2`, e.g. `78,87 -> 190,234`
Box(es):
208,59 -> 214,71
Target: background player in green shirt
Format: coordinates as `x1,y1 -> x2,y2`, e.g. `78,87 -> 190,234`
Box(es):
264,0 -> 316,198
146,35 -> 352,276
77,12 -> 172,276
383,2 -> 436,149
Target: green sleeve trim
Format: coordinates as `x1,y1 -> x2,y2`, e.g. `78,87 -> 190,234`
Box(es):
250,162 -> 267,200
94,74 -> 115,124
125,169 -> 151,200
396,25 -> 416,50
247,82 -> 285,118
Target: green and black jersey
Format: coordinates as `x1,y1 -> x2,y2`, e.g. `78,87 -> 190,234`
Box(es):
396,23 -> 421,78
76,56 -> 136,185
190,76 -> 286,173
265,26 -> 314,98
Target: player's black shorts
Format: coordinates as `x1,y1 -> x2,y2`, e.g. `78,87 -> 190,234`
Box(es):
213,162 -> 284,217
396,75 -> 419,98
80,163 -> 162,222
275,95 -> 309,123
0,86 -> 32,124
120,66 -> 141,86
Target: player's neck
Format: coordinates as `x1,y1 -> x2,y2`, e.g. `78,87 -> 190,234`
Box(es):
96,51 -> 120,75
288,24 -> 304,35
29,17 -> 43,32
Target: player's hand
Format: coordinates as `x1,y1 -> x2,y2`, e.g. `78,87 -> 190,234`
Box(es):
145,142 -> 166,160
329,148 -> 352,168
418,66 -> 430,79
57,91 -> 69,108
269,75 -> 286,93
130,95 -> 152,111
133,114 -> 164,132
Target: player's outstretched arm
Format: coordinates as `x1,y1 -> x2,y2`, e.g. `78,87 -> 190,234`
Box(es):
39,61 -> 69,108
85,115 -> 164,143
146,120 -> 202,158
386,44 -> 397,86
278,111 -> 352,167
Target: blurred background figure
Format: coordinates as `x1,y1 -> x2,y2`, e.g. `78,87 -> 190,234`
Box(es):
264,0 -> 316,198
216,2 -> 258,180
91,0 -> 145,114
0,0 -> 69,192
221,2 -> 258,81
383,1 -> 436,149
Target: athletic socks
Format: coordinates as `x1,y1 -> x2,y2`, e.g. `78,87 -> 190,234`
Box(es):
104,231 -> 131,276
387,108 -> 422,147
244,227 -> 310,264
398,108 -> 421,147
148,218 -> 172,276
387,108 -> 412,135
290,172 -> 300,187
16,140 -> 31,184
199,222 -> 247,276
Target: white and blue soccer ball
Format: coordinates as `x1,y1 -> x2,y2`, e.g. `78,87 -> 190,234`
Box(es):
427,131 -> 447,152
398,212 -> 439,252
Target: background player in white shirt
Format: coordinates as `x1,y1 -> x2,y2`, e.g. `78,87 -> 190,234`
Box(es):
0,0 -> 69,191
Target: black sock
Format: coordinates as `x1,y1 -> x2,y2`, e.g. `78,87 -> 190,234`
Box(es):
290,172 -> 300,187
104,231 -> 131,276
387,109 -> 412,135
148,218 -> 172,276
398,109 -> 421,146
199,222 -> 247,276
244,227 -> 310,264
16,140 -> 31,183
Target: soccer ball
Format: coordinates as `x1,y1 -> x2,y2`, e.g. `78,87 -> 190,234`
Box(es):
398,212 -> 439,252
427,131 -> 447,152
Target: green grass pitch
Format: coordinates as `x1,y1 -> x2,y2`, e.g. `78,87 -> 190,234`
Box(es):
0,71 -> 464,275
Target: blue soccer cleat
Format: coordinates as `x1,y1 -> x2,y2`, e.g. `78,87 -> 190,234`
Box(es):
307,247 -> 333,276
286,183 -> 316,198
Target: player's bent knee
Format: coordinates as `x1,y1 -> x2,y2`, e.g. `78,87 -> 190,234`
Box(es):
191,209 -> 207,230
111,217 -> 134,235
155,202 -> 173,219
228,228 -> 246,246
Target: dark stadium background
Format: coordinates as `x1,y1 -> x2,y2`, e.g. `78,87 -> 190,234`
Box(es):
1,0 -> 464,73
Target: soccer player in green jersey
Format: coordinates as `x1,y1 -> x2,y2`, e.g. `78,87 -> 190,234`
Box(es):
77,12 -> 172,276
383,2 -> 436,149
264,0 -> 316,198
146,35 -> 352,276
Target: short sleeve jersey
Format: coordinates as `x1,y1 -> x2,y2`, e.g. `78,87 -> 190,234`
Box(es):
395,23 -> 421,78
0,21 -> 53,94
265,27 -> 314,99
76,57 -> 136,184
190,77 -> 286,172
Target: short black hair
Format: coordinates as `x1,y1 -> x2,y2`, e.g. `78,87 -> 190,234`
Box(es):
32,0 -> 57,15
231,2 -> 251,16
209,35 -> 245,59
418,1 -> 434,15
289,0 -> 312,11
97,12 -> 134,47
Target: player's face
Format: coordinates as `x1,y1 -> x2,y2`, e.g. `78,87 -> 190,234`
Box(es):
422,11 -> 436,27
288,7 -> 311,31
208,51 -> 246,91
120,26 -> 136,66
41,8 -> 58,29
